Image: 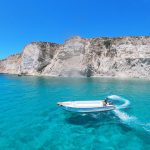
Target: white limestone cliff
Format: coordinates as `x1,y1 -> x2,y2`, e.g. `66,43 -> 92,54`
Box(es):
0,36 -> 150,78
0,54 -> 21,74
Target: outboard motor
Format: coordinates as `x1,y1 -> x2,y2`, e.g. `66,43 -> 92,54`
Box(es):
105,98 -> 113,105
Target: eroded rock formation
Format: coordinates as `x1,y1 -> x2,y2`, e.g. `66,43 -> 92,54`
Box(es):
0,36 -> 150,78
0,54 -> 21,74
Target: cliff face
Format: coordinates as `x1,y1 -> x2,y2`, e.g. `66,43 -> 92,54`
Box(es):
0,36 -> 150,78
0,54 -> 21,74
21,42 -> 60,75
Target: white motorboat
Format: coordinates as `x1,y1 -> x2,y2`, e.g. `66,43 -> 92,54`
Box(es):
57,100 -> 115,112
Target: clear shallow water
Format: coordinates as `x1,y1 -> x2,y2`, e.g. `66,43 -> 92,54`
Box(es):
0,74 -> 150,150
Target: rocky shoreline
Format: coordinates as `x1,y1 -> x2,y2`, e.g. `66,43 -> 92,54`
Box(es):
0,36 -> 150,78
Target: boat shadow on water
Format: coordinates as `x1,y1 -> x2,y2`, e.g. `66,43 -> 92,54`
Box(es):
64,110 -> 125,128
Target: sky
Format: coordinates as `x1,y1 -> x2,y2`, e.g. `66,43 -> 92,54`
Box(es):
0,0 -> 150,59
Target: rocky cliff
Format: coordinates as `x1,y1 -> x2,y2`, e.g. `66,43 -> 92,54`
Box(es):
0,54 -> 21,74
1,36 -> 150,78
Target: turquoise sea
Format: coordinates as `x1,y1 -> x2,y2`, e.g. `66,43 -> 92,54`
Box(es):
0,74 -> 150,150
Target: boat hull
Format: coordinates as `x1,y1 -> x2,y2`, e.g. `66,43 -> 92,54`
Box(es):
60,105 -> 115,113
